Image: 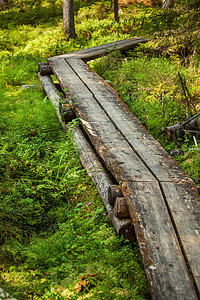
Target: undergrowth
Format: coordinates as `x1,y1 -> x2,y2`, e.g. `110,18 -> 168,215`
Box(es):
0,1 -> 153,299
0,0 -> 199,298
0,79 -> 150,299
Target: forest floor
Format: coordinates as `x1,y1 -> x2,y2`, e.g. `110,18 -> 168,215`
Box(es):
0,0 -> 199,299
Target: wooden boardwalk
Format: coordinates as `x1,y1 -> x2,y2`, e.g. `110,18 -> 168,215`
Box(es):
38,38 -> 200,300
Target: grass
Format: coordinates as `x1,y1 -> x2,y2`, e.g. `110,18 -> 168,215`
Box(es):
0,0 -> 199,298
0,1 -> 152,299
0,72 -> 150,299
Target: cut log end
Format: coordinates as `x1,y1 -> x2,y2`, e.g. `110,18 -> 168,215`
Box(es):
38,62 -> 54,76
114,197 -> 130,219
108,185 -> 123,206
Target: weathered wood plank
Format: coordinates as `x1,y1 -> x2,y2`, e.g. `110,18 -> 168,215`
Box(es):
162,179 -> 200,294
66,58 -> 190,182
48,57 -> 199,299
48,58 -> 155,183
38,72 -> 135,240
49,37 -> 147,61
122,181 -> 198,300
108,185 -> 123,206
65,57 -> 200,296
114,197 -> 130,219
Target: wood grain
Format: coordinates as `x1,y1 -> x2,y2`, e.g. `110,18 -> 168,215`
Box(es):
49,37 -> 147,61
123,181 -> 198,299
114,197 -> 130,219
49,58 -> 155,183
38,72 -> 134,240
162,179 -> 200,293
108,185 -> 123,206
47,49 -> 200,299
66,58 -> 190,182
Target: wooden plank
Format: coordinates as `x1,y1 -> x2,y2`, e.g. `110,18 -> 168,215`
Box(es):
65,57 -> 200,296
48,57 -> 199,299
48,58 -> 155,183
49,37 -> 147,61
122,181 -> 198,300
38,72 -> 134,240
162,179 -> 200,294
66,58 -> 190,182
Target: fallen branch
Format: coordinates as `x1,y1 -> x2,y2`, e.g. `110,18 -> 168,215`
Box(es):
166,112 -> 200,147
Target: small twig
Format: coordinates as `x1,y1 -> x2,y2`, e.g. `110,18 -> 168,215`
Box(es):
161,92 -> 165,114
178,72 -> 197,117
183,129 -> 200,134
193,135 -> 198,147
178,72 -> 191,116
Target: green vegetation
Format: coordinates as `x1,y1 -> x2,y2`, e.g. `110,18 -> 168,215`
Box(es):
0,0 -> 199,299
0,85 -> 149,299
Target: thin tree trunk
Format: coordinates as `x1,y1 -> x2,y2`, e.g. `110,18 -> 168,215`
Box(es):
63,0 -> 76,39
113,0 -> 119,22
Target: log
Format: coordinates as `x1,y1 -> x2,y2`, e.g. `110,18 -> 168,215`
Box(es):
114,197 -> 130,219
38,72 -> 75,126
38,71 -> 64,122
48,57 -> 199,298
72,126 -> 135,241
165,114 -> 200,147
108,185 -> 123,206
0,287 -> 17,300
22,84 -> 41,90
49,37 -> 147,61
38,62 -> 53,76
37,72 -> 135,241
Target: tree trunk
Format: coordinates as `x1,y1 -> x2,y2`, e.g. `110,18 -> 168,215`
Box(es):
63,0 -> 76,39
112,0 -> 119,22
162,0 -> 174,8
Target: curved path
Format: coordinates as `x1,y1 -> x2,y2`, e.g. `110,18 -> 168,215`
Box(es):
38,38 -> 200,300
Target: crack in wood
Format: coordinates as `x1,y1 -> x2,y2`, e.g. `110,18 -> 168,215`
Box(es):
43,38 -> 200,299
